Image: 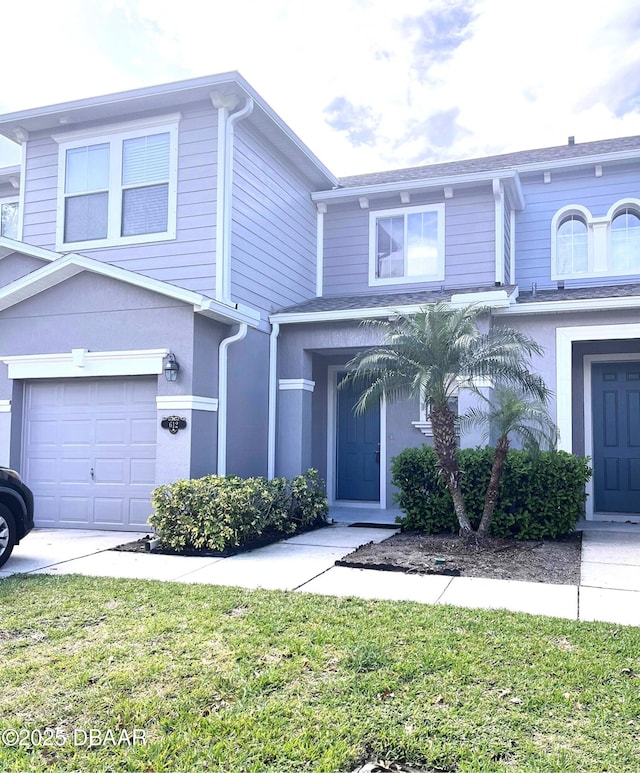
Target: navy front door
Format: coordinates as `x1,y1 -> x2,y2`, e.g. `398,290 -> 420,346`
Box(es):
336,372 -> 380,501
592,361 -> 640,513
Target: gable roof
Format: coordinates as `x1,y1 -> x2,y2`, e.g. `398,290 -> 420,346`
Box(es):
0,73 -> 337,189
0,238 -> 261,327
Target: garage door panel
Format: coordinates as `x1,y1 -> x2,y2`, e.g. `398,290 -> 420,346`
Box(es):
62,381 -> 93,406
96,380 -> 128,404
94,498 -> 125,525
95,458 -> 126,483
25,377 -> 157,532
60,458 -> 93,484
131,417 -> 157,444
95,419 -> 128,445
131,458 -> 156,485
27,419 -> 59,446
129,499 -> 153,526
26,458 -> 57,484
59,496 -> 92,521
61,420 -> 93,445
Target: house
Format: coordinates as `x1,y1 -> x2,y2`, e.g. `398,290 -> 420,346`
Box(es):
0,73 -> 638,529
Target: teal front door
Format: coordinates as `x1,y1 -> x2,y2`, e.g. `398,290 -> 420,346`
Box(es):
592,361 -> 640,513
336,372 -> 380,501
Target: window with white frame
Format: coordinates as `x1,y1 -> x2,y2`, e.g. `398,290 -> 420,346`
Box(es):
55,116 -> 179,250
369,203 -> 445,286
552,199 -> 640,279
0,199 -> 18,239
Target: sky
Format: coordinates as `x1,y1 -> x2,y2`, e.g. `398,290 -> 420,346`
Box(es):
1,0 -> 640,177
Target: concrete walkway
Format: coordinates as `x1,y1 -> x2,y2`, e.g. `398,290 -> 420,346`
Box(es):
2,522 -> 640,626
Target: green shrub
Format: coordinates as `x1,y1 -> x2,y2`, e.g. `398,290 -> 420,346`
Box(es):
149,469 -> 328,552
391,446 -> 591,540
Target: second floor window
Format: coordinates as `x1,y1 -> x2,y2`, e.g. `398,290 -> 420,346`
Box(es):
369,203 -> 445,286
0,200 -> 18,239
551,200 -> 640,280
610,208 -> 640,273
55,117 -> 178,250
557,215 -> 588,275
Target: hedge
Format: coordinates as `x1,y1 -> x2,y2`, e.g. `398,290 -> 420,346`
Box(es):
149,469 -> 328,552
391,446 -> 592,539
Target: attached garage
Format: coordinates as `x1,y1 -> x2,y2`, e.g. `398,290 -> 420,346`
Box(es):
23,377 -> 157,531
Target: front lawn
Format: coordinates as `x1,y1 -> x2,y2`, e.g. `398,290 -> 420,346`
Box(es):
1,575 -> 639,772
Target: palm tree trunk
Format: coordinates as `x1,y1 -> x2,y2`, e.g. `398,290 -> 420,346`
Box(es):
478,436 -> 510,535
430,403 -> 474,536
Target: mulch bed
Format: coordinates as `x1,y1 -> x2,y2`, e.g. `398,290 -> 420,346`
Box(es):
111,522 -> 326,558
337,530 -> 582,585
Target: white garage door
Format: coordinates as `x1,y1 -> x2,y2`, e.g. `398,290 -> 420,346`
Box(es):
23,377 -> 157,531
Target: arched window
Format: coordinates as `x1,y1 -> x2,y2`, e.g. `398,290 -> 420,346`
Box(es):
557,215 -> 588,275
610,208 -> 640,272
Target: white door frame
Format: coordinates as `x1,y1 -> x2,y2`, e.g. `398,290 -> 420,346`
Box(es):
326,364 -> 386,509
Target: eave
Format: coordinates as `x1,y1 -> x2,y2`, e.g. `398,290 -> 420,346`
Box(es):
313,169 -> 526,211
0,238 -> 261,327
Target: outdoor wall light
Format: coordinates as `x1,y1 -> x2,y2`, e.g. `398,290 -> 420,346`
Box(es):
164,352 -> 180,382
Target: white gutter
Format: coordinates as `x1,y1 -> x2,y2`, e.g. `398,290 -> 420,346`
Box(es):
494,295 -> 640,316
270,289 -> 517,325
267,322 -> 280,479
313,169 -> 525,210
217,322 -> 248,475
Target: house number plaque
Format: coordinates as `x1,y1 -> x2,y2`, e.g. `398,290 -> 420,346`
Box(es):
161,416 -> 187,434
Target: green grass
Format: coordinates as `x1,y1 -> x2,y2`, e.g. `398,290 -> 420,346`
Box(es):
1,575 -> 639,772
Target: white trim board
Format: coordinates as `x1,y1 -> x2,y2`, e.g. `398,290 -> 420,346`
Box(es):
1,348 -> 168,380
156,395 -> 219,412
0,400 -> 10,413
583,353 -> 640,522
326,364 -> 386,509
279,379 -> 315,392
556,323 -> 640,455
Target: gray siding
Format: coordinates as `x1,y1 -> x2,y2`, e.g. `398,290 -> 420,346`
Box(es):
515,163 -> 640,290
322,186 -> 496,297
230,121 -> 317,313
21,103 -> 219,296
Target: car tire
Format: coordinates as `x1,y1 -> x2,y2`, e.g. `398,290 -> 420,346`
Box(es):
0,505 -> 16,569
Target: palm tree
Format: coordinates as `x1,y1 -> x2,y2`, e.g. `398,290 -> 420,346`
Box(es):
461,384 -> 557,536
341,303 -> 550,539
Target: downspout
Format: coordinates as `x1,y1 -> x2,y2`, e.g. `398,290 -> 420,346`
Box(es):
267,322 -> 280,479
210,94 -> 254,475
217,322 -> 248,475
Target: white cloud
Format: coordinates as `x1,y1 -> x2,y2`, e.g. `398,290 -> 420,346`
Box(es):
0,0 -> 638,174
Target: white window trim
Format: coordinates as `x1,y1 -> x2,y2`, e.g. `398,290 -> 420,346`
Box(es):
368,202 -> 445,287
0,348 -> 169,380
551,198 -> 640,280
54,115 -> 180,251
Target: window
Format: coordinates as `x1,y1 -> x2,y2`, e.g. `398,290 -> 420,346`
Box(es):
0,200 -> 18,239
551,199 -> 640,280
55,116 -> 179,250
610,208 -> 640,273
557,215 -> 588,275
369,203 -> 444,286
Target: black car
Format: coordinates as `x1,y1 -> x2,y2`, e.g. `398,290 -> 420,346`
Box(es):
0,467 -> 34,568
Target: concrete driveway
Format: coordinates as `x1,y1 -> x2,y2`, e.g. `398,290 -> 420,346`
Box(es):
2,523 -> 640,626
